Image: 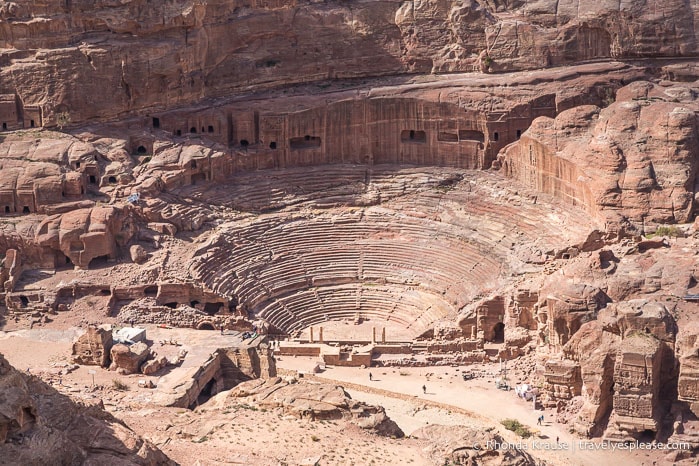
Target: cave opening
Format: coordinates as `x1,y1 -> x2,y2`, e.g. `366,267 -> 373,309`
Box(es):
637,429 -> 656,442
401,130 -> 427,143
204,302 -> 223,315
493,322 -> 505,344
191,173 -> 206,185
191,377 -> 217,409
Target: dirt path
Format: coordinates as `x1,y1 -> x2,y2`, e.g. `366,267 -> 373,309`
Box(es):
277,357 -> 660,466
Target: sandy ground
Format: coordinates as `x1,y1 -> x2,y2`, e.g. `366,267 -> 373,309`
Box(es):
276,356 -> 671,466
0,327 -> 678,466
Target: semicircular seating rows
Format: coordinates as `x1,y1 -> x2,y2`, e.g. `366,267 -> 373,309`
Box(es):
189,166 -> 595,338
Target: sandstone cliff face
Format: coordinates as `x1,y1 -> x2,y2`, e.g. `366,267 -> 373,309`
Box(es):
676,321 -> 699,413
1,0 -> 698,126
500,81 -> 699,233
0,352 -> 173,464
553,299 -> 678,440
35,205 -> 136,269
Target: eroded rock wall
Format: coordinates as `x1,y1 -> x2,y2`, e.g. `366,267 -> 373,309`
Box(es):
0,352 -> 173,464
1,1 -> 698,126
499,81 -> 699,232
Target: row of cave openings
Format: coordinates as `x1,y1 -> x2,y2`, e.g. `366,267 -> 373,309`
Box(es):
4,205 -> 32,214
142,285 -> 230,316
153,117 -> 523,152
1,120 -> 36,130
400,129 -> 521,144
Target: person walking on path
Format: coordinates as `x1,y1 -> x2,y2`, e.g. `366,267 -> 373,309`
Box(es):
369,372 -> 373,381
422,384 -> 427,394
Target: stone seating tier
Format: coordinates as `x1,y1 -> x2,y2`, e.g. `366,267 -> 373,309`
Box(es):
187,166 -> 595,338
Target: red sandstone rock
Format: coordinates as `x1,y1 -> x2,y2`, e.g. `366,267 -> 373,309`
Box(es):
71,324 -> 113,367
0,352 -> 172,464
500,81 -> 699,233
110,342 -> 150,375
36,206 -> 135,269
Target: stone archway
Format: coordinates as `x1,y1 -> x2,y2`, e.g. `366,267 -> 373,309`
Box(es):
197,321 -> 216,330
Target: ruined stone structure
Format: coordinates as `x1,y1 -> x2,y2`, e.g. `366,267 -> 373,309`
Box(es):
71,324 -> 113,367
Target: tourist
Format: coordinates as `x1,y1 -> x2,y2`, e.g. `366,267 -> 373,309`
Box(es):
220,326 -> 224,335
369,372 -> 373,381
422,384 -> 426,394
537,416 -> 542,426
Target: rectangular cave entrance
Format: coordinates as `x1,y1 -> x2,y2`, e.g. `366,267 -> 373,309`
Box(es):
191,173 -> 207,185
401,130 -> 427,143
289,135 -> 321,150
203,302 -> 224,315
458,130 -> 485,143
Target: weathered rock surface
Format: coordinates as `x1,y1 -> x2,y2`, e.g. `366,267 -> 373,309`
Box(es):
71,324 -> 113,367
2,1 -> 699,126
411,424 -> 539,465
227,377 -> 403,437
130,244 -> 148,264
1,0 -> 699,454
551,300 -> 678,439
141,355 -> 167,376
0,352 -> 172,464
500,81 -> 699,233
36,205 -> 136,269
676,321 -> 699,414
110,342 -> 151,375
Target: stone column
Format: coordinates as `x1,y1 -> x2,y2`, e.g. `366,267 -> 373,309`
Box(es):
381,327 -> 386,343
319,327 -> 323,343
372,327 -> 376,344
310,326 -> 314,343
